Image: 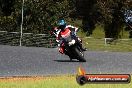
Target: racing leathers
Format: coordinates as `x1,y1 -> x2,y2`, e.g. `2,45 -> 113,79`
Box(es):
52,25 -> 85,54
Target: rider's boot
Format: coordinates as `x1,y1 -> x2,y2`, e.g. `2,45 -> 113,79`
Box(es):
77,37 -> 87,51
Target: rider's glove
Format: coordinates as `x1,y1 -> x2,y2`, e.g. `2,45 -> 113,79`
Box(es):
59,47 -> 64,54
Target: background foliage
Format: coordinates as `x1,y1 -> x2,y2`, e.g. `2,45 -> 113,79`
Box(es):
0,0 -> 131,38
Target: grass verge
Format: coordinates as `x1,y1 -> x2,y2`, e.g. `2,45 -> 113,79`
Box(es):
0,75 -> 131,88
82,38 -> 132,52
77,26 -> 132,52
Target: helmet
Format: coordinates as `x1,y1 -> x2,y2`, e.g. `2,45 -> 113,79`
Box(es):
58,19 -> 66,30
58,19 -> 66,26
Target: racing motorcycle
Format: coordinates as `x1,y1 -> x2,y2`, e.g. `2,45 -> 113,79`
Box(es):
60,34 -> 86,62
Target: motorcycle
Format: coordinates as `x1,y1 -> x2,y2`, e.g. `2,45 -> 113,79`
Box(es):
50,27 -> 86,62
60,34 -> 86,62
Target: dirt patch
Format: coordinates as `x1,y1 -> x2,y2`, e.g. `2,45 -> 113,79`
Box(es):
0,76 -> 45,82
0,75 -> 75,82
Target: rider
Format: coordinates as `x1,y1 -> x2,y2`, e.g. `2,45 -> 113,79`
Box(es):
52,19 -> 87,54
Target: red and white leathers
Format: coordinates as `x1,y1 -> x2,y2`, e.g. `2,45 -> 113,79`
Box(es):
51,27 -> 61,43
53,25 -> 82,54
59,25 -> 79,39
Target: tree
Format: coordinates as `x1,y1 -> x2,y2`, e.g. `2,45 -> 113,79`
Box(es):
0,0 -> 131,38
0,0 -> 15,16
97,0 -> 127,38
21,0 -> 76,33
76,0 -> 97,36
76,0 -> 131,38
0,0 -> 76,33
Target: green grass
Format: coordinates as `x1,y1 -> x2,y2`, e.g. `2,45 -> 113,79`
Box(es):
82,38 -> 132,52
77,25 -> 132,52
0,75 -> 131,88
77,24 -> 129,39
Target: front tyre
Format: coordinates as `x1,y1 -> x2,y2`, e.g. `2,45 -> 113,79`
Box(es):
74,47 -> 86,62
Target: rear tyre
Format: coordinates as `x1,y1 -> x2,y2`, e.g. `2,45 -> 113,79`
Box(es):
74,47 -> 86,62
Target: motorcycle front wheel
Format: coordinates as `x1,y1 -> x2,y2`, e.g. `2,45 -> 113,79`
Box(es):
74,47 -> 86,62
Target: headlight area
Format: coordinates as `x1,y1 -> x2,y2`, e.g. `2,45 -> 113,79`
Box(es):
68,40 -> 75,46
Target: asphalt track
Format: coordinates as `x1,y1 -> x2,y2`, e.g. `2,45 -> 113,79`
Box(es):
0,45 -> 132,76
